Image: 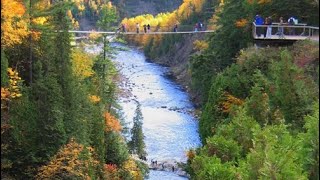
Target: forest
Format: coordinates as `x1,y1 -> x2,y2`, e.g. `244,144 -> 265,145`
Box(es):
1,0 -> 148,179
1,0 -> 319,179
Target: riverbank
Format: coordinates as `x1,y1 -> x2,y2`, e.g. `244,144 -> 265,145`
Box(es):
111,43 -> 201,179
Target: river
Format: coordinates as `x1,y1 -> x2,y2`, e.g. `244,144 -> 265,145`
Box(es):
86,43 -> 201,179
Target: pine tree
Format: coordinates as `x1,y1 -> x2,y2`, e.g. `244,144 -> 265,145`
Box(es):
128,102 -> 147,159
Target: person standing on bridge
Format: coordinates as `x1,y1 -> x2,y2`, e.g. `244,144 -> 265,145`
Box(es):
194,23 -> 199,32
136,23 -> 140,34
199,21 -> 203,31
147,24 -> 151,33
122,24 -> 126,33
143,24 -> 147,33
174,24 -> 178,32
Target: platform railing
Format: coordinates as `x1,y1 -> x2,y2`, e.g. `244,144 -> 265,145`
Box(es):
252,22 -> 319,41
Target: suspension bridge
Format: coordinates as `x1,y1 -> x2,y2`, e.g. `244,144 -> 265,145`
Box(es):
69,23 -> 319,43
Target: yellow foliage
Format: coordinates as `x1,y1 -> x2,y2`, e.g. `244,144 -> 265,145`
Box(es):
88,32 -> 102,40
89,95 -> 101,104
1,0 -> 29,47
71,49 -> 94,79
247,0 -> 272,4
193,40 -> 209,51
207,0 -> 224,30
36,138 -> 99,179
123,158 -> 143,180
107,1 -> 113,9
1,68 -> 23,109
220,92 -> 244,113
104,112 -> 122,132
120,0 -> 206,46
235,18 -> 249,28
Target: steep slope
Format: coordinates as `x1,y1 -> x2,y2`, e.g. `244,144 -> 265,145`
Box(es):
112,0 -> 182,17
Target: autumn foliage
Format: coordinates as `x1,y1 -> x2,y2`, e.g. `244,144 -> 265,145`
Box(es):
123,158 -> 143,180
235,18 -> 249,28
220,92 -> 244,113
1,68 -> 22,109
193,40 -> 209,51
71,49 -> 94,79
104,112 -> 122,132
121,0 -> 206,46
103,164 -> 120,180
1,0 -> 29,47
36,138 -> 99,179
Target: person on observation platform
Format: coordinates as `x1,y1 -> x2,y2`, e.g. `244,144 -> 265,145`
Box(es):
265,16 -> 273,38
288,16 -> 298,35
254,14 -> 264,37
275,17 -> 285,38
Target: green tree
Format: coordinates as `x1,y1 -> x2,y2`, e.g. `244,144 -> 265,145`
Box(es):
96,4 -> 118,31
128,102 -> 147,159
1,50 -> 9,87
105,132 -> 129,166
268,50 -> 317,129
241,124 -> 307,179
298,102 -> 319,180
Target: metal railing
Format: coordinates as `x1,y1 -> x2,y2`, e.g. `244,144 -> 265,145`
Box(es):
252,22 -> 319,41
117,24 -> 209,33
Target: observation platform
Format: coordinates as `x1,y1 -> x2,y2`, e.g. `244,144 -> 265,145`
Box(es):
252,22 -> 319,42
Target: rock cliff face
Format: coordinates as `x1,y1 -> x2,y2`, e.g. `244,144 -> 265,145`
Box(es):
112,0 -> 182,17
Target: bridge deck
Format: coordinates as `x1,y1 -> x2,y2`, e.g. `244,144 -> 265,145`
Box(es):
69,30 -> 215,35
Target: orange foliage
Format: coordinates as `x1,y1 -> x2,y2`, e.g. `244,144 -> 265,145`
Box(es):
186,149 -> 196,160
104,112 -> 122,132
235,18 -> 249,28
104,164 -> 120,180
36,138 -> 99,179
1,0 -> 29,47
221,92 -> 244,113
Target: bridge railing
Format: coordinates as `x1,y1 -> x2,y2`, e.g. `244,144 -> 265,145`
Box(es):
252,22 -> 319,40
119,24 -> 209,33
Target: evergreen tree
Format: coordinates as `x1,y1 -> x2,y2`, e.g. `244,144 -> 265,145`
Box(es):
1,50 -> 9,87
105,132 -> 129,166
128,102 -> 147,159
